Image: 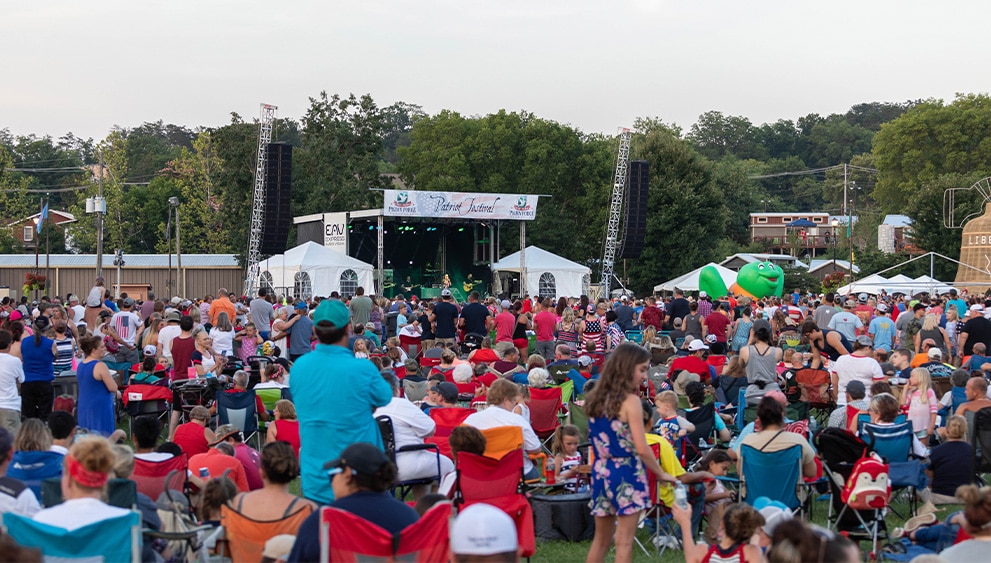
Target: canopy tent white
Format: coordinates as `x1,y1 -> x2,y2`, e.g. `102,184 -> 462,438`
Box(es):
491,246 -> 591,299
835,273 -> 955,296
258,241 -> 376,300
653,263 -> 738,293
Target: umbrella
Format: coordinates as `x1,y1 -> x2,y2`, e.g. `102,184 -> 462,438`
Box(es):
786,219 -> 817,228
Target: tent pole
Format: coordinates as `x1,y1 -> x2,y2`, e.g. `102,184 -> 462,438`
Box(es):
377,214 -> 384,296
520,223 -> 526,300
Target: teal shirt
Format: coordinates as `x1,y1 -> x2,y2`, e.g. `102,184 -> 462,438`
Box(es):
289,343 -> 392,504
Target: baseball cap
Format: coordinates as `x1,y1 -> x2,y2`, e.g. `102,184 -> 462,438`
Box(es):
971,304 -> 985,313
323,442 -> 391,475
858,293 -> 869,303
913,303 -> 926,312
431,382 -> 459,403
313,299 -> 349,327
143,345 -> 157,357
261,535 -> 297,563
846,380 -> 866,399
687,339 -> 709,352
577,355 -> 593,367
501,300 -> 512,309
704,334 -> 717,344
451,503 -> 518,556
123,297 -> 135,308
165,311 -> 181,322
699,291 -> 708,298
754,497 -> 793,536
210,423 -> 241,446
8,310 -> 22,321
928,347 -> 943,359
441,288 -> 452,297
295,301 -> 308,310
170,296 -> 181,306
621,295 -> 628,301
855,335 -> 874,348
876,303 -> 888,313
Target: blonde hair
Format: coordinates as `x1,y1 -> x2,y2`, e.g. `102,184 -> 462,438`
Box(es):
274,399 -> 297,420
112,444 -> 135,478
947,308 -> 959,322
561,307 -> 575,324
14,419 -> 52,452
911,367 -> 933,404
68,437 -> 116,491
922,314 -> 939,331
655,390 -> 678,409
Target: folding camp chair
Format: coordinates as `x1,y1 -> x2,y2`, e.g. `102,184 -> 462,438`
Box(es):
133,453 -> 189,502
4,509 -> 141,562
319,501 -> 452,562
861,421 -> 924,517
971,406 -> 991,483
529,386 -> 563,451
795,368 -> 834,426
377,415 -> 443,499
454,450 -> 536,558
402,379 -> 429,403
255,386 -> 291,435
216,389 -> 260,447
682,403 -> 716,464
739,443 -> 805,513
480,425 -> 525,461
547,363 -> 574,385
555,379 -> 575,405
221,497 -> 314,562
568,400 -> 589,442
424,407 -> 473,460
123,383 -> 173,427
41,477 -> 137,509
399,334 -> 422,360
7,450 -> 64,503
636,441 -> 682,557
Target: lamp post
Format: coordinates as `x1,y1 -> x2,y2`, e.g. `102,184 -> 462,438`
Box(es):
830,218 -> 839,269
168,197 -> 181,297
112,249 -> 125,299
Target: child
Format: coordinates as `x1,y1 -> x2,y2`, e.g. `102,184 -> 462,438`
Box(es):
352,339 -> 369,359
652,391 -> 696,446
552,424 -> 582,490
130,356 -> 163,384
513,384 -> 530,423
903,367 -> 938,440
778,349 -> 806,403
234,322 -> 262,366
698,449 -> 735,544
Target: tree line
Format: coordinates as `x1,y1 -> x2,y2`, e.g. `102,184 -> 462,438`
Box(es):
2,92 -> 990,294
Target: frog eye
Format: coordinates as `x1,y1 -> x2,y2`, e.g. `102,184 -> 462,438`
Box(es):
758,264 -> 765,270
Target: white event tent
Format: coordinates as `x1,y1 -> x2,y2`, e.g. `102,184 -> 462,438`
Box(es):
491,246 -> 591,299
654,263 -> 738,293
258,241 -> 376,299
835,274 -> 954,296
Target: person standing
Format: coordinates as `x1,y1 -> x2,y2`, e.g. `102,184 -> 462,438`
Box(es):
813,292 -> 839,329
459,291 -> 492,338
614,296 -> 636,333
640,297 -> 665,332
868,303 -> 896,354
75,336 -> 120,437
286,302 -> 314,362
20,317 -> 56,421
827,299 -> 863,342
139,291 -> 156,321
958,304 -> 991,358
0,330 -> 24,433
289,300 -> 392,505
532,298 -> 558,360
110,297 -> 144,365
208,288 -> 236,327
430,289 -> 460,347
348,287 -> 373,329
83,277 -> 108,331
249,288 -> 275,340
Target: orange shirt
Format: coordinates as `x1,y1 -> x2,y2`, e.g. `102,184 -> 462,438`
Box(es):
209,297 -> 236,326
189,448 -> 250,492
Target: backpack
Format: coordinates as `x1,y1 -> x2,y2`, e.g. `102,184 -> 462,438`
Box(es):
53,395 -> 76,415
841,452 -> 890,510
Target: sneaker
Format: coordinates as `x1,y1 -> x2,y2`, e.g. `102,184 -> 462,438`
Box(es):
917,501 -> 939,517
891,527 -> 905,539
903,511 -> 937,534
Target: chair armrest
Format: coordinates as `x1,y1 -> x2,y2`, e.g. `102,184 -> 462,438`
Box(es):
397,443 -> 440,454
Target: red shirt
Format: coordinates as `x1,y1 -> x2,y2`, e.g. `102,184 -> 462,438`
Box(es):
189,448 -> 249,492
669,355 -> 711,383
533,311 -> 557,342
704,313 -> 731,343
171,336 -> 196,381
174,422 -> 210,457
494,312 -> 516,342
640,306 -> 664,330
273,419 -> 300,457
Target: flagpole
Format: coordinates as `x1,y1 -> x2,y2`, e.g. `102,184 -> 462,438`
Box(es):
34,199 -> 41,302
45,195 -> 50,298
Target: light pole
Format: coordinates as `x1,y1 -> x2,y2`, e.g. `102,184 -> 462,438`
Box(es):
168,197 -> 181,297
113,249 -> 125,299
830,218 -> 839,268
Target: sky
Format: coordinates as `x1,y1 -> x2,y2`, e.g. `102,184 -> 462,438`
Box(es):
4,0 -> 991,141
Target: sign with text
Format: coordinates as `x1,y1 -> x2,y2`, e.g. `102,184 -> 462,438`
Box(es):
383,190 -> 538,220
323,212 -> 348,254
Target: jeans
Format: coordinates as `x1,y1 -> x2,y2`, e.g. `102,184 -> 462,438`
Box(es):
535,340 -> 556,361
913,511 -> 961,552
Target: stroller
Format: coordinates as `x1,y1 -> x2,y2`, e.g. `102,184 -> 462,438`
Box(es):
815,427 -> 892,559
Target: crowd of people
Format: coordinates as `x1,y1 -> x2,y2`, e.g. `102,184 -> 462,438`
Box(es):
3,279 -> 991,561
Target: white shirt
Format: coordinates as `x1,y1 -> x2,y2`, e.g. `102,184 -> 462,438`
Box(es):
134,452 -> 175,462
158,325 -> 182,359
111,311 -> 142,346
209,328 -> 235,356
33,497 -> 129,530
50,445 -> 68,456
0,352 -> 25,412
464,406 -> 541,474
375,397 -> 436,450
70,304 -> 86,327
0,476 -> 40,517
830,353 -> 884,406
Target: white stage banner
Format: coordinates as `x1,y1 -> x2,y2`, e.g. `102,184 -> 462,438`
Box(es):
384,190 -> 538,220
323,212 -> 348,253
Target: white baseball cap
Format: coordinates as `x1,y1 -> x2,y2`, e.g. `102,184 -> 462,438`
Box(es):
451,503 -> 518,556
687,339 -> 709,352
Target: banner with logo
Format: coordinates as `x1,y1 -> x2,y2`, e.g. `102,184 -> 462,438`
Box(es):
384,190 -> 538,220
323,212 -> 348,253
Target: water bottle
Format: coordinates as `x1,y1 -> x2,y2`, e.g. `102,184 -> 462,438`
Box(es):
198,467 -> 210,480
545,457 -> 556,484
674,482 -> 688,510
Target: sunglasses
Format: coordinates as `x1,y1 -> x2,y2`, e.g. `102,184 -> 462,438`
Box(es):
327,466 -> 356,479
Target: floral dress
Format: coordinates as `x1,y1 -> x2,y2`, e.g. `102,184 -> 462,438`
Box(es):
589,416 -> 649,516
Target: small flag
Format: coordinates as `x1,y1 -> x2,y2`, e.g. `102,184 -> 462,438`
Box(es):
37,202 -> 48,234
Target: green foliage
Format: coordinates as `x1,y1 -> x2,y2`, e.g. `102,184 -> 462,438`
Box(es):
783,266 -> 822,295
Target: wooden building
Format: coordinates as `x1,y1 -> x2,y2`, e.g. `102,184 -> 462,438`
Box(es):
0,254 -> 242,301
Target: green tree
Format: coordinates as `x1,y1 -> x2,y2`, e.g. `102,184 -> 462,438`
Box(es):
687,111 -> 767,161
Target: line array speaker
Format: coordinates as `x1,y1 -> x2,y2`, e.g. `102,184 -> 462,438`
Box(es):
618,160 -> 649,260
260,143 -> 293,255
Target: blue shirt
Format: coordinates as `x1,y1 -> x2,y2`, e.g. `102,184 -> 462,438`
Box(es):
287,314 -> 313,356
21,336 -> 55,383
868,316 -> 896,352
289,344 -> 392,504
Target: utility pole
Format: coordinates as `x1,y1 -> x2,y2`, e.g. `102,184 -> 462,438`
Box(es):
96,152 -> 105,279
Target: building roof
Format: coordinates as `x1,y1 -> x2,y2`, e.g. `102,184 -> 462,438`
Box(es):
882,214 -> 912,228
808,259 -> 861,274
750,212 -> 830,217
719,253 -> 808,269
5,210 -> 77,228
0,254 -> 240,268
828,215 -> 858,225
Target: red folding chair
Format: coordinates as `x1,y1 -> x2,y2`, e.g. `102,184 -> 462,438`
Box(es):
455,450 -> 536,557
424,407 -> 474,460
399,334 -> 421,360
132,454 -> 188,502
528,386 -> 563,450
319,501 -> 451,563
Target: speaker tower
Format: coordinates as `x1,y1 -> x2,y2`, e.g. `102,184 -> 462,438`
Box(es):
618,160 -> 649,260
260,143 -> 292,255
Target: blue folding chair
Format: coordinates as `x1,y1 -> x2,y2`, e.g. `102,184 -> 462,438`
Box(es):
6,450 -> 64,503
4,510 -> 141,562
740,443 -> 803,512
861,421 -> 925,516
216,390 -> 260,447
856,413 -> 907,434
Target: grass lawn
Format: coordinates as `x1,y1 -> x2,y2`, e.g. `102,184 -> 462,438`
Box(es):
529,498 -> 963,562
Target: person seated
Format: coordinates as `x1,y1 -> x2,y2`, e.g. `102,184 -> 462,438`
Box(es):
0,426 -> 40,517
420,382 -> 459,415
684,381 -> 732,443
919,348 -> 954,379
938,369 -> 970,423
463,379 -> 542,481
953,376 -> 991,417
928,415 -> 972,505
451,503 -> 520,563
939,484 -> 991,561
33,437 -> 130,529
826,380 -> 868,431
652,390 -> 695,445
210,370 -> 269,422
7,420 -> 64,500
962,342 -> 991,373
189,442 -> 250,492
266,400 -> 300,458
439,425 -> 486,497
670,339 -> 712,383
468,337 -> 500,366
225,442 -> 316,562
129,355 -> 165,384
738,395 -> 817,479
48,411 -> 76,456
213,424 -> 263,491
674,501 -> 765,563
523,367 -> 551,389
172,406 -> 216,457
131,415 -> 174,462
111,444 -> 163,562
489,344 -> 525,379
254,363 -> 289,391
429,349 -> 458,380
287,443 -> 420,562
199,476 -> 237,527
374,371 -> 455,499
862,392 -> 930,463
451,363 -> 484,396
